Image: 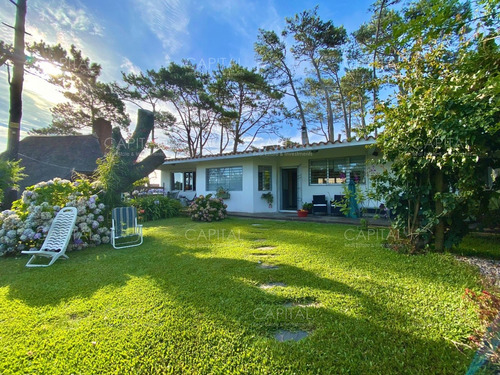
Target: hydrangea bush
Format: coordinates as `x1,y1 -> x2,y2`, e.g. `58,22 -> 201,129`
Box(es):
187,194 -> 227,222
0,178 -> 111,256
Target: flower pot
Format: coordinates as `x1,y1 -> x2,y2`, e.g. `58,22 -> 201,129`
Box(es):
297,210 -> 308,217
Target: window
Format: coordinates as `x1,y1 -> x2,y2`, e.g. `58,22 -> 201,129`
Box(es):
184,172 -> 196,191
258,166 -> 272,191
172,172 -> 183,190
309,156 -> 366,185
206,166 -> 243,191
171,171 -> 196,191
310,160 -> 327,184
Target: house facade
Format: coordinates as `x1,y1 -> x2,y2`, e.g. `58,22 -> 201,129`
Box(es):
157,137 -> 383,213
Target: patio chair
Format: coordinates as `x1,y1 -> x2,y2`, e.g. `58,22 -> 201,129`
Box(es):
178,191 -> 197,206
111,206 -> 143,249
312,195 -> 328,215
21,207 -> 78,267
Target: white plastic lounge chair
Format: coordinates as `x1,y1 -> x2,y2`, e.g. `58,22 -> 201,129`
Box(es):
111,206 -> 143,249
21,207 -> 78,267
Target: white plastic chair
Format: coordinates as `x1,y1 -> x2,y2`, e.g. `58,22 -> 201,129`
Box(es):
111,206 -> 143,249
21,207 -> 78,267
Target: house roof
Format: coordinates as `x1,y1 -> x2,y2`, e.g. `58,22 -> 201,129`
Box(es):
162,136 -> 377,165
2,134 -> 104,191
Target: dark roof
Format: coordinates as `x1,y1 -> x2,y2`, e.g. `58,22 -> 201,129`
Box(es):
2,135 -> 103,192
163,136 -> 377,165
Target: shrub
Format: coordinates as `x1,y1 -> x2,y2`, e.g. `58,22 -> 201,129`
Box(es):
128,196 -> 181,222
0,159 -> 25,207
0,178 -> 110,256
187,194 -> 227,222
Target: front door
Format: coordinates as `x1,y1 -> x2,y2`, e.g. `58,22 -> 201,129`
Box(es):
281,168 -> 298,210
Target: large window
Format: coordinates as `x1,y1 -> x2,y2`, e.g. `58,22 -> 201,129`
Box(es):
206,166 -> 243,191
309,156 -> 366,185
171,171 -> 196,191
258,166 -> 272,191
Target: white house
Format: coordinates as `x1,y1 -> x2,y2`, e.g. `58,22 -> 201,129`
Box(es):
156,137 -> 383,213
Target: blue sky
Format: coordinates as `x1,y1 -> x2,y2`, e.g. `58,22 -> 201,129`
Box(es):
0,0 -> 375,152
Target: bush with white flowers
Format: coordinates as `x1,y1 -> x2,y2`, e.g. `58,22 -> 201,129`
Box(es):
0,178 -> 111,256
187,194 -> 227,222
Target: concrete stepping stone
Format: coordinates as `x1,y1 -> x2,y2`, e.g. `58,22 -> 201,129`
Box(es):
257,262 -> 279,270
274,329 -> 309,342
283,297 -> 320,308
255,246 -> 276,251
259,282 -> 286,289
283,301 -> 320,308
251,223 -> 263,226
251,238 -> 267,242
251,253 -> 277,257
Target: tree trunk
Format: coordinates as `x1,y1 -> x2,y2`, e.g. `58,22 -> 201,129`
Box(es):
3,0 -> 27,209
285,66 -> 309,145
111,109 -> 166,192
311,60 -> 334,142
434,169 -> 445,252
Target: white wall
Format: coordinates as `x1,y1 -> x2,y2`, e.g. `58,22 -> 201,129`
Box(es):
157,143 -> 386,213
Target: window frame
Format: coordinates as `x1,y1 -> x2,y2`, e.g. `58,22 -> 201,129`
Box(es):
258,165 -> 272,191
206,166 -> 243,191
308,156 -> 366,185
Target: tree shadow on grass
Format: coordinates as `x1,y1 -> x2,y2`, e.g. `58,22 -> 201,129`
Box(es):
0,240 -> 474,373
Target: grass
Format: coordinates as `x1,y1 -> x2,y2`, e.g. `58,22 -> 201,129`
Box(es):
450,232 -> 500,260
0,217 -> 492,374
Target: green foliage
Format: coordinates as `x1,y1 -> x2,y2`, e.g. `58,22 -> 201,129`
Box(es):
215,186 -> 230,199
284,6 -> 348,140
94,148 -> 128,209
12,178 -> 99,218
28,43 -> 130,134
0,217 -> 488,373
132,177 -> 149,189
128,196 -> 181,222
261,192 -> 274,205
301,202 -> 312,211
1,178 -> 109,255
187,194 -> 227,221
213,62 -> 283,153
370,0 -> 500,251
0,159 -> 25,205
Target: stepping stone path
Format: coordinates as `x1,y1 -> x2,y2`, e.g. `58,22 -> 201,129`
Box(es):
257,262 -> 279,270
251,253 -> 277,257
273,329 -> 309,342
259,282 -> 286,289
255,246 -> 276,251
251,238 -> 267,242
283,301 -> 320,308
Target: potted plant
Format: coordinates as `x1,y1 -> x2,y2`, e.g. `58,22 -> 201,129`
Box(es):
261,192 -> 273,208
298,203 -> 310,217
215,186 -> 230,200
302,202 -> 313,214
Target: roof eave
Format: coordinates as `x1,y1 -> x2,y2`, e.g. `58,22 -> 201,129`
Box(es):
162,137 -> 377,165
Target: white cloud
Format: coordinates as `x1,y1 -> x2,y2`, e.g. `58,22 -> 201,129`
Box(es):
130,0 -> 190,55
120,57 -> 142,75
32,1 -> 104,37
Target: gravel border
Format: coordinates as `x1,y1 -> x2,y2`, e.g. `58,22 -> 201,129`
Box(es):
455,256 -> 500,288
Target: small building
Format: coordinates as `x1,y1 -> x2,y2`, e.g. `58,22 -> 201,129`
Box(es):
2,119 -> 112,193
157,137 -> 383,213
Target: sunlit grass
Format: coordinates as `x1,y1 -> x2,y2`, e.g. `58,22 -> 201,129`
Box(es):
0,217 -> 490,374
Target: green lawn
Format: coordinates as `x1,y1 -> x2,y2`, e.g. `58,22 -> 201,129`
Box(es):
451,232 -> 500,260
0,217 -> 490,374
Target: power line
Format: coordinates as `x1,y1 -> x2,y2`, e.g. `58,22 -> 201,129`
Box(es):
18,152 -> 74,170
